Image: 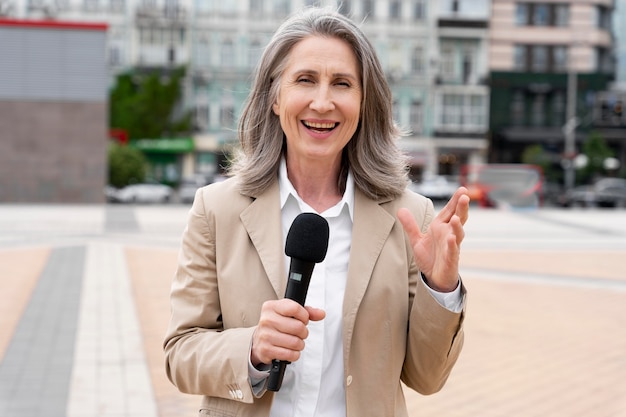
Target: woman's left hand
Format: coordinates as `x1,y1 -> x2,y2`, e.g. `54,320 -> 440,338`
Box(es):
398,187 -> 470,292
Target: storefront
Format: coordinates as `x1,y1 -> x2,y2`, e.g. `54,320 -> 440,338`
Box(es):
130,137 -> 194,185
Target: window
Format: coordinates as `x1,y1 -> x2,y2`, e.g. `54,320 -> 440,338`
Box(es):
440,93 -> 487,130
511,90 -> 525,125
515,3 -> 528,25
554,4 -> 569,27
441,94 -> 463,126
221,39 -> 234,67
411,46 -> 424,74
468,95 -> 485,127
531,94 -> 546,126
389,0 -> 401,20
597,6 -> 611,30
513,45 -> 527,71
517,3 -> 570,27
220,105 -> 235,128
553,46 -> 568,72
551,91 -> 565,126
248,40 -> 262,69
410,101 -> 422,133
249,0 -> 263,14
195,98 -> 209,131
413,0 -> 426,21
531,46 -> 548,72
462,48 -> 474,84
532,4 -> 549,26
440,44 -> 455,79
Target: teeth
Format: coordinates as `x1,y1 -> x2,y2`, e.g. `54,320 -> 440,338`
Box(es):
304,121 -> 336,129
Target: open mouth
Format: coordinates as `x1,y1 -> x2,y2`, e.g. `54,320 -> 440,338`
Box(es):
302,120 -> 338,133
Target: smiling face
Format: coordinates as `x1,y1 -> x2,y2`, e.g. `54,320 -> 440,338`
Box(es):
272,35 -> 362,170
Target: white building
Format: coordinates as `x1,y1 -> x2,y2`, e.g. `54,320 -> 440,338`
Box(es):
2,0 -> 491,179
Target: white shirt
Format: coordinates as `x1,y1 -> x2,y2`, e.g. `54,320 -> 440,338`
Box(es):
249,159 -> 462,417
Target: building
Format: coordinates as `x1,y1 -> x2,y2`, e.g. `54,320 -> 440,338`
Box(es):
0,18 -> 108,203
188,0 -> 444,180
2,0 -> 492,187
429,0 -> 491,177
488,0 -> 616,184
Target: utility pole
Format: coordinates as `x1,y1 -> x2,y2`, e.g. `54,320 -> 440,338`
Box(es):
563,69 -> 578,191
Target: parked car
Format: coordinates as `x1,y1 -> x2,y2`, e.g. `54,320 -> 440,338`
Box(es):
178,175 -> 211,204
559,178 -> 626,208
108,182 -> 173,204
410,175 -> 459,201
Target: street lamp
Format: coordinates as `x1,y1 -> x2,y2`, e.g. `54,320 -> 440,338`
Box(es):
563,69 -> 577,191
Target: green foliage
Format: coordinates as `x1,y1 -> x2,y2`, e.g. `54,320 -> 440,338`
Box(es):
578,132 -> 615,183
521,144 -> 558,182
107,142 -> 147,188
109,66 -> 193,140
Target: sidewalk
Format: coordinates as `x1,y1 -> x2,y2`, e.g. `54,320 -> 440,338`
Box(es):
0,205 -> 625,417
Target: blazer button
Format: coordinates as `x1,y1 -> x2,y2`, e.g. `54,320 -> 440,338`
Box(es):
346,375 -> 353,386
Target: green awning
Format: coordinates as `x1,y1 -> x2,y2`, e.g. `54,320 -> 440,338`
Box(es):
130,137 -> 194,153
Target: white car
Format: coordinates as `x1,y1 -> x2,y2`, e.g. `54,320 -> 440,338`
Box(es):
410,175 -> 459,201
109,183 -> 173,204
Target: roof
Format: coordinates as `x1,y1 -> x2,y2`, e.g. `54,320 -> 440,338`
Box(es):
0,18 -> 107,31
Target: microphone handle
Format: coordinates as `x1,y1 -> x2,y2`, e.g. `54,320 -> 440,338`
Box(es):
266,259 -> 315,392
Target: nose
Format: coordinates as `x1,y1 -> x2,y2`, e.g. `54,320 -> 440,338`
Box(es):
309,85 -> 335,113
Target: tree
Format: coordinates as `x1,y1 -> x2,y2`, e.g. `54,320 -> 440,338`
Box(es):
578,132 -> 615,184
109,66 -> 193,140
521,144 -> 558,182
107,142 -> 147,188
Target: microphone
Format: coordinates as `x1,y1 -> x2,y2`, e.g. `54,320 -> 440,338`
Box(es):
267,212 -> 330,392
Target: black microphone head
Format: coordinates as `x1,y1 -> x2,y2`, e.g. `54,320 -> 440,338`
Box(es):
285,213 -> 329,263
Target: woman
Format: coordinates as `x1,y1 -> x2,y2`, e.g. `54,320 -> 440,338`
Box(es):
164,7 -> 469,417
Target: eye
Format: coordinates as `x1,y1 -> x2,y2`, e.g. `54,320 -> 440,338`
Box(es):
297,76 -> 314,84
335,79 -> 352,88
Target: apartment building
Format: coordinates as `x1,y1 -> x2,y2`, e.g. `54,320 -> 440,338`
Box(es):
429,0 -> 491,176
488,0 -> 616,175
2,0 -> 494,182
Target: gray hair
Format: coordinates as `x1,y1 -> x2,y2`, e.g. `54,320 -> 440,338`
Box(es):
229,7 -> 409,200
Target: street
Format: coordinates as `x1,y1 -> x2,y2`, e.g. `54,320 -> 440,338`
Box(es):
0,204 -> 625,417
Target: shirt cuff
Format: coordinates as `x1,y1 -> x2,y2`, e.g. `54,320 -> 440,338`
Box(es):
421,273 -> 464,313
248,344 -> 270,394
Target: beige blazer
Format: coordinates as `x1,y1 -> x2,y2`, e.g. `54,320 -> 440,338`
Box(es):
164,177 -> 466,417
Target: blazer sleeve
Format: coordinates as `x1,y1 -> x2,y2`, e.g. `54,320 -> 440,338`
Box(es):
400,197 -> 467,395
163,186 -> 257,404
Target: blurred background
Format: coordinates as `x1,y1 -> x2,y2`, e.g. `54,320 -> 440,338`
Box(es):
1,2 -> 626,417
0,0 -> 625,208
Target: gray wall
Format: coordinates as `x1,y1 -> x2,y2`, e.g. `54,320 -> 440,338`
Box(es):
0,22 -> 108,203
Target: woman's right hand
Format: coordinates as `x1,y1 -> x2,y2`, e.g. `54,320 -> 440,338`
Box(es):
250,299 -> 325,367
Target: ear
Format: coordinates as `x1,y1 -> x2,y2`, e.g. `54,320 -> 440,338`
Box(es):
272,100 -> 280,116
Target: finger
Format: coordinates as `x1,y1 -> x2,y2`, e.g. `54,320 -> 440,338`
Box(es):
397,207 -> 423,245
450,214 -> 465,246
455,192 -> 470,226
305,306 -> 326,322
436,187 -> 466,222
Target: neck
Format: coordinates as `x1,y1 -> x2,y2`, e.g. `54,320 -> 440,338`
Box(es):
286,157 -> 344,213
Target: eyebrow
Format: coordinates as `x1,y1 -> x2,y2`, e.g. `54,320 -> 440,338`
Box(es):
293,69 -> 360,82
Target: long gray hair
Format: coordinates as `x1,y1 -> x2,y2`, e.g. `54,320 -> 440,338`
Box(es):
229,7 -> 409,200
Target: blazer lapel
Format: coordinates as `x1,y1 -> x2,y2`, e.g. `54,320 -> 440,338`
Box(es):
240,180 -> 286,299
342,189 -> 395,358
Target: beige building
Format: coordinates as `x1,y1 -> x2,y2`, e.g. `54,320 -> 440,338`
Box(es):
487,0 -> 617,181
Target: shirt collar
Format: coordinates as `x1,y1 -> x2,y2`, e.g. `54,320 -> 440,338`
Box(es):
279,157 -> 354,221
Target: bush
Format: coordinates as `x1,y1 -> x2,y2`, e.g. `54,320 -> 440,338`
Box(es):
107,142 -> 146,188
